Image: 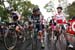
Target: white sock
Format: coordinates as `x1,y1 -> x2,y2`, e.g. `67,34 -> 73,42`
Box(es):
68,44 -> 73,48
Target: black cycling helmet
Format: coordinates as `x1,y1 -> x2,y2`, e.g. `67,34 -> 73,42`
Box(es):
33,7 -> 40,12
57,7 -> 63,10
72,16 -> 75,20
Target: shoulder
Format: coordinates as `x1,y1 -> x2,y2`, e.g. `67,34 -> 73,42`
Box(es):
61,13 -> 65,15
40,14 -> 44,18
40,14 -> 43,17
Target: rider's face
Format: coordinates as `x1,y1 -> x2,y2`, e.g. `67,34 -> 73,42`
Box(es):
52,16 -> 54,19
57,9 -> 62,13
34,10 -> 41,15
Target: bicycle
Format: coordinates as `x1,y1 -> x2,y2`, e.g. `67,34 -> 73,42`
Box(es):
0,22 -> 11,49
4,21 -> 27,50
31,23 -> 45,50
54,24 -> 68,50
47,23 -> 68,50
47,24 -> 57,50
0,23 -> 6,39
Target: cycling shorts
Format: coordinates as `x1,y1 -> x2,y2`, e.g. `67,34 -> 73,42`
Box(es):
36,24 -> 44,32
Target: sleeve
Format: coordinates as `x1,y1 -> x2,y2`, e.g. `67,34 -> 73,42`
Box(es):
17,12 -> 21,17
62,13 -> 66,23
14,11 -> 21,20
63,13 -> 66,20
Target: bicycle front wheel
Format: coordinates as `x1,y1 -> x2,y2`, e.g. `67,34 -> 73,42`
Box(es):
4,29 -> 17,50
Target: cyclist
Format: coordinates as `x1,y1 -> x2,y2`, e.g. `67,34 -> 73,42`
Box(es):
6,7 -> 24,39
10,9 -> 22,32
28,7 -> 45,48
48,16 -> 57,40
3,0 -> 22,30
54,6 -> 73,48
49,16 -> 56,29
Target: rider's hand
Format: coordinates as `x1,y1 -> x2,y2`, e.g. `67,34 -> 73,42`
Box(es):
30,24 -> 33,27
28,24 -> 33,30
48,26 -> 51,30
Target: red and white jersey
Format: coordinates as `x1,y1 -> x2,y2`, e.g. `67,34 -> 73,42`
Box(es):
55,13 -> 66,24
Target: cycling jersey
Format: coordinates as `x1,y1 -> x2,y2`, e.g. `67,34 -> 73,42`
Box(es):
28,14 -> 44,32
54,12 -> 67,30
49,19 -> 57,31
55,13 -> 66,24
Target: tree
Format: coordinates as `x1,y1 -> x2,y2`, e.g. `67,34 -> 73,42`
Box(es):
0,0 -> 38,21
7,0 -> 38,19
0,4 -> 8,21
67,2 -> 75,19
44,1 -> 54,12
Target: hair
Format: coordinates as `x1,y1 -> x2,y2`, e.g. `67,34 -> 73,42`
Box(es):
33,7 -> 40,12
57,7 -> 63,10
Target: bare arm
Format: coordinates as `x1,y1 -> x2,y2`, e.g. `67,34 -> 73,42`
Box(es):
16,11 -> 21,21
18,15 -> 21,21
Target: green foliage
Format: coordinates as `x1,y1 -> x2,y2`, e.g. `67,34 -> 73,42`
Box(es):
0,0 -> 38,21
7,0 -> 38,17
44,1 -> 54,12
0,5 -> 8,21
67,2 -> 75,18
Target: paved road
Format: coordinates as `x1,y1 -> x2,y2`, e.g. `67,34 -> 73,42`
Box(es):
0,32 -> 75,50
44,31 -> 66,50
43,31 -> 75,50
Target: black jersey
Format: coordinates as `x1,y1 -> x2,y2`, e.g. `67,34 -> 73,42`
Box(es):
49,19 -> 56,26
28,15 -> 41,25
28,14 -> 44,31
